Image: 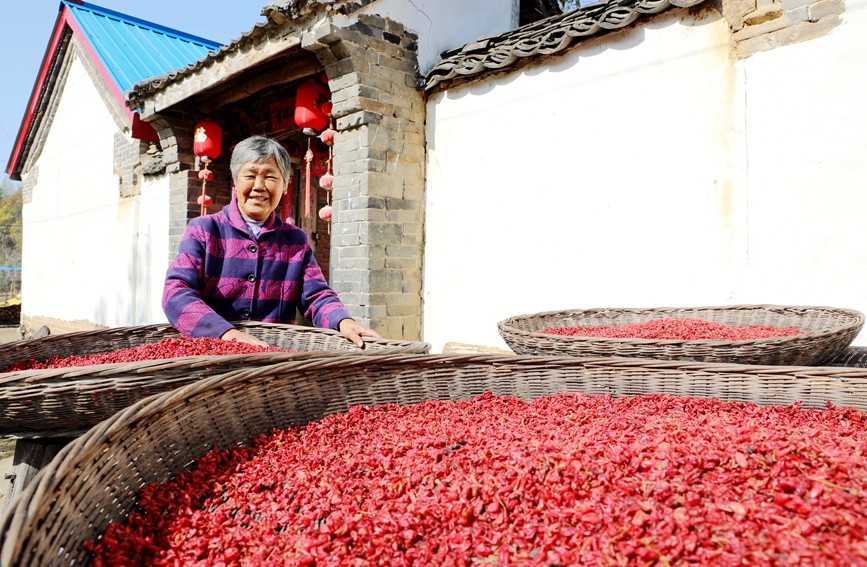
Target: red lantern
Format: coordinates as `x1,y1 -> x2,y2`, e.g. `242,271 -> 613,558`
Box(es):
193,121 -> 222,160
294,82 -> 330,132
320,128 -> 336,145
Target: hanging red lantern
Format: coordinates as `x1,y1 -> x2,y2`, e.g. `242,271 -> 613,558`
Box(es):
193,121 -> 222,160
320,101 -> 333,118
294,82 -> 330,132
318,205 -> 332,220
319,174 -> 333,188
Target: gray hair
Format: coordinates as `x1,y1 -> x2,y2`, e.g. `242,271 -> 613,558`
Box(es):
229,136 -> 292,185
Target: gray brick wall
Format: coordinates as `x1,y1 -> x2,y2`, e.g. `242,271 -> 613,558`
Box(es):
720,0 -> 845,57
113,133 -> 146,197
305,14 -> 425,340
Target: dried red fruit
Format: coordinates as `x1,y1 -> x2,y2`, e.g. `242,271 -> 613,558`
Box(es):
4,336 -> 293,372
541,317 -> 805,341
85,393 -> 867,566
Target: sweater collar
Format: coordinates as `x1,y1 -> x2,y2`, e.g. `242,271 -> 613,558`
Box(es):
226,195 -> 282,235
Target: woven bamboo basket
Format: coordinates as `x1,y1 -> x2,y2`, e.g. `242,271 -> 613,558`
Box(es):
0,321 -> 430,437
3,353 -> 867,567
825,346 -> 867,367
498,304 -> 864,365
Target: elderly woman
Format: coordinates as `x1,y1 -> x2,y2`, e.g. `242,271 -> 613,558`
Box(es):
162,135 -> 380,347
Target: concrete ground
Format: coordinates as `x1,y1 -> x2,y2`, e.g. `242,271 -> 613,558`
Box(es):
0,326 -> 19,343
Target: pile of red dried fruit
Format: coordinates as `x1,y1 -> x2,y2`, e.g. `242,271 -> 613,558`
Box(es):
3,336 -> 290,372
85,392 -> 867,566
542,318 -> 805,341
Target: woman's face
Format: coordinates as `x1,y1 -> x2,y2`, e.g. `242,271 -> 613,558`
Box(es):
234,157 -> 287,222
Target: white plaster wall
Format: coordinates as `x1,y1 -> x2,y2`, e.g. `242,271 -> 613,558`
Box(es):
21,55 -> 171,330
424,10 -> 749,353
424,3 -> 867,354
736,0 -> 867,337
352,0 -> 516,74
135,175 -> 172,325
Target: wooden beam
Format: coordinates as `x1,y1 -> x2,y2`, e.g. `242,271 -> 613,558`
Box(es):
139,35 -> 302,119
196,57 -> 317,114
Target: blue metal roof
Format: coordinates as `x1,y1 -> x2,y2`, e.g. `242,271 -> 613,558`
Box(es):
63,0 -> 222,95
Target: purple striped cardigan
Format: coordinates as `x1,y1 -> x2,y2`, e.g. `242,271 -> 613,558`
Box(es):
162,197 -> 352,338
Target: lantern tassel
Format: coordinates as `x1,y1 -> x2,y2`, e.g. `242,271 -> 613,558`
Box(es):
287,172 -> 294,222
198,158 -> 212,216
304,139 -> 313,218
326,114 -> 333,235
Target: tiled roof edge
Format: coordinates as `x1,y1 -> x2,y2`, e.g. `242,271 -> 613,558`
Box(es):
425,0 -> 712,91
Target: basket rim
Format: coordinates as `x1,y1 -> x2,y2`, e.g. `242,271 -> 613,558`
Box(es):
5,320 -> 423,348
497,304 -> 865,346
0,321 -> 431,382
0,349 -> 344,384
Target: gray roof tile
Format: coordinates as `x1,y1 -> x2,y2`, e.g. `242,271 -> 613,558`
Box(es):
425,0 -> 711,91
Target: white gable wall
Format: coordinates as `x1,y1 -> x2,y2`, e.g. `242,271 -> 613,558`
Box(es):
351,0 -> 516,74
21,54 -> 171,331
423,5 -> 867,353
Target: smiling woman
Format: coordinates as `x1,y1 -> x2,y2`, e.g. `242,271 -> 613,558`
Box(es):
230,137 -> 291,222
162,135 -> 381,348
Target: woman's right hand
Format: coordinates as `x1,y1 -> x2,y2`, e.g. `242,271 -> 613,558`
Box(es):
220,328 -> 271,347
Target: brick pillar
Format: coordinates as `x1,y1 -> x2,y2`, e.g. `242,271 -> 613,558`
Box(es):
303,15 -> 425,341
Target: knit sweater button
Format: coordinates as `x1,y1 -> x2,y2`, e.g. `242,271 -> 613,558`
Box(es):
240,308 -> 251,318
248,244 -> 257,253
247,274 -> 256,282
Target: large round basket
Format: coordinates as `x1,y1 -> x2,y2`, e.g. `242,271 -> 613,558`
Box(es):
498,304 -> 864,365
3,353 -> 867,566
0,321 -> 430,437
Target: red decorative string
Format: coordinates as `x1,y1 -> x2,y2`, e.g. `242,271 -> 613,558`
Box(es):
304,139 -> 313,218
284,172 -> 294,222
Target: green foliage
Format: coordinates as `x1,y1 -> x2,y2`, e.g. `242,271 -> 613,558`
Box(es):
0,176 -> 22,298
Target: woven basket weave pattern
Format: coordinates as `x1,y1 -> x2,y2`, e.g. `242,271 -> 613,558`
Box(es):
498,305 -> 864,365
3,353 -> 867,566
824,346 -> 867,367
0,322 -> 430,436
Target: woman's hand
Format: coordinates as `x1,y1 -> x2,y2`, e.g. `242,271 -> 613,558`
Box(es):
339,318 -> 381,348
220,328 -> 271,347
